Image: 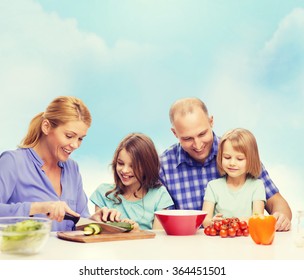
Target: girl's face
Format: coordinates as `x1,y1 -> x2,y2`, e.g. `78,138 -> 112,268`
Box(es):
116,148 -> 140,190
44,120 -> 88,162
222,140 -> 247,180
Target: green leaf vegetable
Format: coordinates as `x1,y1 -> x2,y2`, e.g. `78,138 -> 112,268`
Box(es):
1,220 -> 49,254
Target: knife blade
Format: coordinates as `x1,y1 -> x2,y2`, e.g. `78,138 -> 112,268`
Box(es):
76,217 -> 129,233
64,215 -> 128,233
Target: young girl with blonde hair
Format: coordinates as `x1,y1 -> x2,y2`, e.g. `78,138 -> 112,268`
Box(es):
202,128 -> 266,227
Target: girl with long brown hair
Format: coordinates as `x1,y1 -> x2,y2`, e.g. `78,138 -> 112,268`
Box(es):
90,133 -> 174,230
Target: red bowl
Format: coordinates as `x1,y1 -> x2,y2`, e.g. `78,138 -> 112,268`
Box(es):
155,210 -> 207,236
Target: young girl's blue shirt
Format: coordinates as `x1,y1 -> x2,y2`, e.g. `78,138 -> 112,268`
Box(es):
90,183 -> 174,230
0,148 -> 90,231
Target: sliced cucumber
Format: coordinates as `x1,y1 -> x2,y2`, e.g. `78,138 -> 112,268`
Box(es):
83,226 -> 94,236
89,224 -> 102,234
83,223 -> 102,236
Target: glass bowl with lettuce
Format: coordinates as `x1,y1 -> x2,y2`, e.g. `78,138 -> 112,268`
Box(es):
0,217 -> 51,255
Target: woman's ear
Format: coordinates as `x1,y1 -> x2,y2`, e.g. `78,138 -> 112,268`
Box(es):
41,119 -> 51,135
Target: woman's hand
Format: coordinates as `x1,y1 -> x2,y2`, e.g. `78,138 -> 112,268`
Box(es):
90,206 -> 121,222
30,201 -> 79,222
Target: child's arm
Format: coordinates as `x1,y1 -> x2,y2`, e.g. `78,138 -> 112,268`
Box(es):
252,200 -> 265,215
202,201 -> 216,227
152,214 -> 164,230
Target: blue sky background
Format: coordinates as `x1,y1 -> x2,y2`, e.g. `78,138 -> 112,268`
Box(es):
1,0 -> 303,215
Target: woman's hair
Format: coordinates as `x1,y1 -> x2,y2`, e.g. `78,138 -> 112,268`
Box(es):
19,96 -> 92,148
217,128 -> 261,178
106,133 -> 162,204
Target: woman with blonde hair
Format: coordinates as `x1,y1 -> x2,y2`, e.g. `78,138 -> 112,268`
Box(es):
202,128 -> 266,227
0,96 -> 118,231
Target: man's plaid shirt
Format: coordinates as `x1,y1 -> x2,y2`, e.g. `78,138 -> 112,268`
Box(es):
159,133 -> 279,210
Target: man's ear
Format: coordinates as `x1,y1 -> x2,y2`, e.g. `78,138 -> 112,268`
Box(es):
209,115 -> 214,128
171,127 -> 178,138
41,119 -> 51,135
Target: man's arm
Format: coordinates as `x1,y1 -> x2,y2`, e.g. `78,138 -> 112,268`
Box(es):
265,192 -> 292,231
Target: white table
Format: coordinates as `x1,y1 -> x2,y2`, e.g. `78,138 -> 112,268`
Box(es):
1,229 -> 303,260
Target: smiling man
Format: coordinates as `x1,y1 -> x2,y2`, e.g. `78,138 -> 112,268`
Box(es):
159,97 -> 292,231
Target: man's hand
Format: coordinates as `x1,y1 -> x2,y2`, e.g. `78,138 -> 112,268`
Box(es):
273,212 -> 291,231
266,193 -> 292,231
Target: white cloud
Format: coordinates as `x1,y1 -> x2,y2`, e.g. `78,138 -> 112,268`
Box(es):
1,1 -> 162,89
203,8 -> 304,133
258,7 -> 304,94
263,8 -> 304,54
0,0 -> 159,152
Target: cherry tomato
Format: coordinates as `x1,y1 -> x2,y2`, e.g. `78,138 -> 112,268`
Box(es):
204,226 -> 211,236
228,227 -> 236,237
219,229 -> 228,238
222,218 -> 230,225
231,222 -> 240,231
204,217 -> 249,238
213,221 -> 222,231
239,220 -> 248,230
209,227 -> 217,236
242,228 -> 249,236
220,224 -> 228,230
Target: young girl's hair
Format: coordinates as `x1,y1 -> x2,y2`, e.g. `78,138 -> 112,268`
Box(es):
106,133 -> 162,204
19,96 -> 92,148
217,128 -> 261,178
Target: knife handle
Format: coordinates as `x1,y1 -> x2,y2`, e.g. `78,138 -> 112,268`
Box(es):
63,213 -> 80,224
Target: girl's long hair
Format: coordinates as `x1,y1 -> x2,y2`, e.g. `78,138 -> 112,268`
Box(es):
106,133 -> 162,204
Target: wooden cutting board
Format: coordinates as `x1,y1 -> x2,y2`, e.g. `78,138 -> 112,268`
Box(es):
57,230 -> 156,243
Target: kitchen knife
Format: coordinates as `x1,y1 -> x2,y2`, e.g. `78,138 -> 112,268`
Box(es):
63,214 -> 129,233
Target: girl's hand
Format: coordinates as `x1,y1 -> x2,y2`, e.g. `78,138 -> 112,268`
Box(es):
91,207 -> 121,222
212,213 -> 223,222
121,218 -> 140,232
